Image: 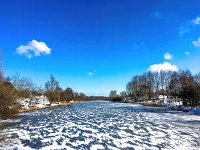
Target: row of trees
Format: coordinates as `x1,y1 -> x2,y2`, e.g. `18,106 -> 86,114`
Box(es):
125,70 -> 200,106
44,75 -> 87,105
109,90 -> 126,102
0,72 -> 88,118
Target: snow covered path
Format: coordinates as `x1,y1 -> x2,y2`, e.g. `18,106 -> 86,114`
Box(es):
0,101 -> 200,150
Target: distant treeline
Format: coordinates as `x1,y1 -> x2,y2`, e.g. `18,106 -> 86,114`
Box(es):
109,70 -> 200,106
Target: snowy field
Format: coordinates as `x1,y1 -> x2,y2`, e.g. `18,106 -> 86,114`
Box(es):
0,101 -> 200,150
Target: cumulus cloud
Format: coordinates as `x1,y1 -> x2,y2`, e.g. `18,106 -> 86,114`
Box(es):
164,52 -> 173,60
192,16 -> 200,25
149,62 -> 178,72
193,38 -> 200,47
87,70 -> 96,76
184,51 -> 190,55
16,40 -> 51,58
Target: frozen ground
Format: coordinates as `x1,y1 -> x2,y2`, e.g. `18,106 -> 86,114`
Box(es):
17,96 -> 50,110
0,101 -> 200,150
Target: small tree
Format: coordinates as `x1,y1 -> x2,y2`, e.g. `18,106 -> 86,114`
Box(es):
109,90 -> 117,98
109,90 -> 122,102
44,75 -> 61,105
79,92 -> 86,100
11,73 -> 37,107
73,92 -> 79,100
61,87 -> 74,102
120,91 -> 126,98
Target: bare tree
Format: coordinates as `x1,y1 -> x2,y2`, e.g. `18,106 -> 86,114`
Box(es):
179,70 -> 199,106
73,92 -> 79,99
44,75 -> 61,105
109,90 -> 117,98
159,70 -> 167,97
153,72 -> 160,100
138,75 -> 147,100
79,92 -> 86,100
169,71 -> 180,98
11,73 -> 36,100
194,72 -> 200,85
126,75 -> 141,100
120,91 -> 126,98
61,87 -> 74,102
145,71 -> 155,100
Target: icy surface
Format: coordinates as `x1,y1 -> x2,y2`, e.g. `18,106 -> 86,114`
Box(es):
0,101 -> 200,150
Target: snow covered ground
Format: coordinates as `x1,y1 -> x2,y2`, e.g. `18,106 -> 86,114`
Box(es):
143,96 -> 200,115
17,96 -> 50,110
0,101 -> 200,149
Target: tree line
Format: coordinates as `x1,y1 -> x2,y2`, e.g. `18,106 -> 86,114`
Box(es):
109,70 -> 200,106
0,72 -> 88,118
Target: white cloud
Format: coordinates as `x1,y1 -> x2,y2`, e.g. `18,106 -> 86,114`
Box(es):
193,38 -> 200,47
192,16 -> 200,25
179,16 -> 200,37
164,52 -> 173,60
149,62 -> 178,72
87,70 -> 96,76
184,51 -> 190,55
16,40 -> 51,58
87,72 -> 94,76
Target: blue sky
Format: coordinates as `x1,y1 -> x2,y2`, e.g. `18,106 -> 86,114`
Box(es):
1,0 -> 200,96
